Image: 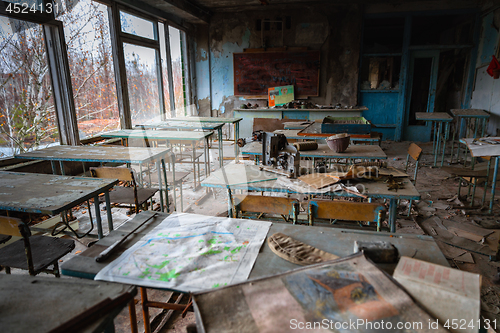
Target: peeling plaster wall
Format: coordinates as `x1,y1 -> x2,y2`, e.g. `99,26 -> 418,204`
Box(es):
470,9 -> 500,135
193,5 -> 362,118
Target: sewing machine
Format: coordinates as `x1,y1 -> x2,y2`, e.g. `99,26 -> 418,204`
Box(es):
261,132 -> 300,178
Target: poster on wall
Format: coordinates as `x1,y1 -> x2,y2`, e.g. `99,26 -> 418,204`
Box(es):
268,85 -> 294,107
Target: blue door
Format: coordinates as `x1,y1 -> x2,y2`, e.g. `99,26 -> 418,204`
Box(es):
402,50 -> 439,142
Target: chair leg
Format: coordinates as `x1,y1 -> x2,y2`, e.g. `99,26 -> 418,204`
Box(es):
407,200 -> 413,217
129,299 -> 138,333
140,288 -> 151,333
5,266 -> 10,274
53,261 -> 61,278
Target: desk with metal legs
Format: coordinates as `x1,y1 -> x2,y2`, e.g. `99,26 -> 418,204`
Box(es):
201,164 -> 419,233
16,145 -> 175,215
165,117 -> 243,162
136,121 -> 224,167
61,211 -> 447,333
415,112 -> 453,167
100,130 -> 212,196
0,171 -> 117,239
450,109 -> 490,167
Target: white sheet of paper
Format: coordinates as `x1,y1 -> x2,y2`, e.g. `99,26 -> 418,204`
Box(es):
95,213 -> 271,292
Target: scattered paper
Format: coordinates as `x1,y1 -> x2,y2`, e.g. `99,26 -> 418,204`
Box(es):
432,201 -> 450,210
298,173 -> 340,189
432,216 -> 448,230
394,257 -> 481,333
455,252 -> 474,263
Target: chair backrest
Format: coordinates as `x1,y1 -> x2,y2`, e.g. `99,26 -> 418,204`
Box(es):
0,216 -> 35,275
407,143 -> 423,162
405,143 -> 423,183
308,200 -> 385,227
233,194 -> 299,221
0,216 -> 31,238
90,167 -> 135,182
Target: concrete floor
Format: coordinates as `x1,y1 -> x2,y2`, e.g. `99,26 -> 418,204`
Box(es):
2,139 -> 500,332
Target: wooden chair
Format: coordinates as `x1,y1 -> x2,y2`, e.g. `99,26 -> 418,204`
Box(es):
308,200 -> 386,231
442,156 -> 494,207
405,143 -> 423,216
0,216 -> 75,277
90,167 -> 158,214
233,194 -> 299,224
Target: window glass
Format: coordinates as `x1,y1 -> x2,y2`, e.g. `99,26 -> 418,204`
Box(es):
120,11 -> 155,40
58,0 -> 120,139
159,22 -> 171,117
169,26 -> 185,115
360,57 -> 401,90
0,17 -> 58,156
123,43 -> 161,125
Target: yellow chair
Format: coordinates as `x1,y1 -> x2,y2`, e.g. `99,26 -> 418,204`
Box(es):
90,167 -> 158,214
404,143 -> 423,216
308,200 -> 386,231
233,194 -> 299,224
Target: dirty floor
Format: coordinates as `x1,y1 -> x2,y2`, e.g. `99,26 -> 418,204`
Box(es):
2,139 -> 499,332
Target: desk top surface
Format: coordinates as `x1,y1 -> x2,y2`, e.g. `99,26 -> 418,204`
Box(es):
136,121 -> 224,130
165,116 -> 242,123
415,112 -> 453,121
450,109 -> 490,118
241,142 -> 387,159
462,137 -> 500,157
101,129 -> 213,141
61,211 -> 446,286
0,171 -> 117,214
234,107 -> 368,112
202,164 -> 419,200
274,129 -> 382,141
16,145 -> 171,164
0,274 -> 135,333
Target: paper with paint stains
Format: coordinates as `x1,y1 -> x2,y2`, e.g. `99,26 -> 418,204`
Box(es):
95,213 -> 271,292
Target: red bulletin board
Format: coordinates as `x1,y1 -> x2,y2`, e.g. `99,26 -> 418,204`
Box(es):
233,51 -> 320,97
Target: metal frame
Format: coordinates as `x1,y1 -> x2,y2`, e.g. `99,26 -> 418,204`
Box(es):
0,1 -> 80,146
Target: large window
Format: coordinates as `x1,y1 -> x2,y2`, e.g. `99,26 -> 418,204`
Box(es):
0,17 -> 58,156
124,43 -> 161,125
169,26 -> 186,116
360,56 -> 401,90
1,1 -> 193,147
58,0 -> 119,139
159,22 -> 171,117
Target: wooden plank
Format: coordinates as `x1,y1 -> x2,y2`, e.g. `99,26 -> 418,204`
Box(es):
313,200 -> 382,222
298,173 -> 340,189
0,216 -> 25,237
234,195 -> 296,216
408,143 -> 423,161
90,167 -> 133,182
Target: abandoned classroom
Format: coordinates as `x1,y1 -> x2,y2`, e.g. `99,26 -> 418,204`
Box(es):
2,0 -> 500,332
